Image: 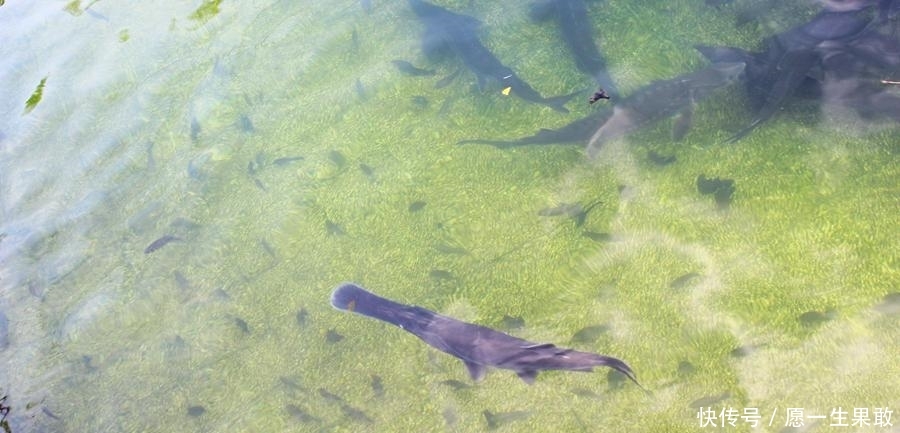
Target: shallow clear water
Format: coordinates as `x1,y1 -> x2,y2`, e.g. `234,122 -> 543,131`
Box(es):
0,0 -> 898,432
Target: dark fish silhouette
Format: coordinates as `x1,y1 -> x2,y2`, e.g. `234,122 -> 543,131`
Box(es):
144,235 -> 181,254
696,174 -> 735,209
586,62 -> 745,159
530,0 -> 619,96
409,0 -> 577,112
330,283 -> 640,386
187,405 -> 206,417
697,8 -> 886,142
392,59 -> 436,76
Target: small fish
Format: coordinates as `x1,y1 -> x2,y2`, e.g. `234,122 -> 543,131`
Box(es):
187,405 -> 206,417
690,392 -> 731,408
571,387 -> 602,398
170,217 -> 201,231
279,376 -> 306,392
234,317 -> 250,334
247,160 -> 261,175
28,281 -> 46,300
82,355 -> 98,372
328,150 -> 346,168
318,388 -> 343,402
408,201 -> 427,212
360,0 -> 372,13
253,178 -> 266,191
296,308 -> 308,327
146,142 -> 156,170
696,174 -> 735,209
434,68 -> 461,89
433,243 -> 468,255
355,79 -> 367,101
351,28 -> 359,50
500,315 -> 524,330
410,95 -> 429,109
606,368 -> 629,390
371,374 -> 384,397
440,379 -> 472,390
571,325 -> 609,344
589,89 -> 610,104
173,271 -> 191,291
286,404 -> 321,423
340,403 -> 373,423
429,269 -> 454,281
325,220 -> 345,236
391,60 -> 436,76
325,329 -> 344,343
272,156 -> 304,166
442,407 -> 457,426
144,235 -> 181,254
799,310 -> 834,326
677,360 -> 696,375
187,154 -> 209,180
238,114 -> 254,132
483,410 -> 530,430
582,231 -> 612,242
190,117 -> 201,142
42,406 -> 61,420
359,163 -> 375,180
259,238 -> 277,259
669,272 -> 700,289
648,150 -> 677,166
572,199 -> 603,227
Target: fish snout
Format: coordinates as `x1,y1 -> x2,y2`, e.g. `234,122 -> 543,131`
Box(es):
331,282 -> 368,311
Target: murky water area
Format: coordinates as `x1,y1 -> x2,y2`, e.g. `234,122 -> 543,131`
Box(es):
0,0 -> 898,432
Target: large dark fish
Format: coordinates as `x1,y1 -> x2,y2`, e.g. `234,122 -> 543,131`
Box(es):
330,283 -> 640,386
699,9 -> 876,142
530,0 -> 619,96
409,0 -> 577,112
586,62 -> 745,158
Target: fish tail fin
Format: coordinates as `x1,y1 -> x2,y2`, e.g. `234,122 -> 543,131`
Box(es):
594,355 -> 647,392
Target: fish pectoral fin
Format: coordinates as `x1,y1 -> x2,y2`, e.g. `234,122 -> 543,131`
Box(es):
464,360 -> 487,382
522,343 -> 556,350
516,370 -> 538,384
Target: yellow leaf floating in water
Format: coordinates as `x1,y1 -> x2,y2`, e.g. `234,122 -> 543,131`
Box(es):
189,0 -> 223,22
24,76 -> 47,115
501,86 -> 511,96
63,0 -> 82,15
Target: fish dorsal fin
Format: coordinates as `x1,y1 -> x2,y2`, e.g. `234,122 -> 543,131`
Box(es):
517,370 -> 538,384
522,343 -> 555,350
464,360 -> 486,382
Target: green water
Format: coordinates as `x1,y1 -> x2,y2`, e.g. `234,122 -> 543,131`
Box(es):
0,0 -> 898,432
